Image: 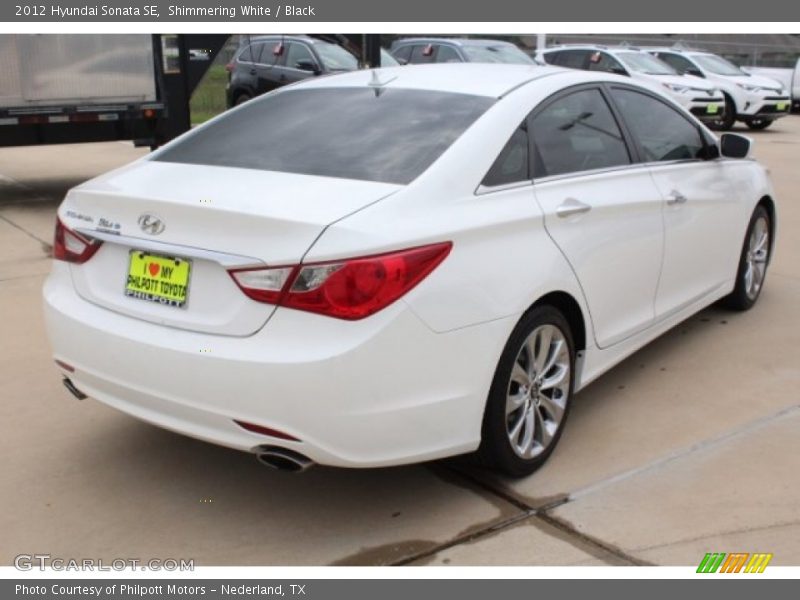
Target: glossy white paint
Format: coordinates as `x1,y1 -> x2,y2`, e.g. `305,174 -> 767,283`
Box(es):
43,64 -> 775,468
645,48 -> 792,120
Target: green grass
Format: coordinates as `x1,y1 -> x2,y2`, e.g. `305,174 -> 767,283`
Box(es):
190,64 -> 229,125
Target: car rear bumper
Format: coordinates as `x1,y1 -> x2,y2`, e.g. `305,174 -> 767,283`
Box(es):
43,262 -> 510,468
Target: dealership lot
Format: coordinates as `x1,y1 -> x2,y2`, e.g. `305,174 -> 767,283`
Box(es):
1,119 -> 799,567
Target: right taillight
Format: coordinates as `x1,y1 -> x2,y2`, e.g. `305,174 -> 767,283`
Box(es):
53,219 -> 102,264
228,242 -> 452,320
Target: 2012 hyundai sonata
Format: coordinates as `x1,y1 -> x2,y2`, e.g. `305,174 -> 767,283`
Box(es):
44,63 -> 776,476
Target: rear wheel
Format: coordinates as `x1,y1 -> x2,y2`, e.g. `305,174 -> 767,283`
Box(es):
745,118 -> 774,130
478,306 -> 574,477
722,205 -> 771,311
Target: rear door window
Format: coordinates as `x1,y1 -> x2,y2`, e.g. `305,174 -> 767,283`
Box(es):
410,44 -> 436,64
436,45 -> 463,63
532,88 -> 631,177
555,50 -> 590,69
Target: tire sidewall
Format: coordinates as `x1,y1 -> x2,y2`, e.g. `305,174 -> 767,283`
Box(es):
479,306 -> 576,477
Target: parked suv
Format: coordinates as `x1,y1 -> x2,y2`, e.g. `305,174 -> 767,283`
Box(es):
225,35 -> 398,107
539,45 -> 725,124
390,38 -> 536,65
645,47 -> 791,130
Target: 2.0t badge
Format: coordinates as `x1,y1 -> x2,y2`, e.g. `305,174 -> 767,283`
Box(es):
138,213 -> 165,235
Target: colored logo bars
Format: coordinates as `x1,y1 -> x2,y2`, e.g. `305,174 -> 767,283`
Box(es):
697,552 -> 773,573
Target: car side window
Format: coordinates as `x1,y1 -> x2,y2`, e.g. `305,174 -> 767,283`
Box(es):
656,53 -> 695,75
436,45 -> 462,63
611,88 -> 705,162
285,43 -> 316,70
531,88 -> 630,178
482,122 -> 530,187
238,44 -> 254,63
541,52 -> 559,65
410,44 -> 436,64
393,45 -> 412,63
555,50 -> 589,69
588,51 -> 625,74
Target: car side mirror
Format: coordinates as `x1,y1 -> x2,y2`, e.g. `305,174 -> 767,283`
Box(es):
720,133 -> 752,159
295,59 -> 320,74
611,66 -> 628,76
396,57 -> 409,65
687,68 -> 704,78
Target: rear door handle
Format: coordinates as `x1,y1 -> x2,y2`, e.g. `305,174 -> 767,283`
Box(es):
667,190 -> 688,205
556,198 -> 592,218
249,68 -> 257,75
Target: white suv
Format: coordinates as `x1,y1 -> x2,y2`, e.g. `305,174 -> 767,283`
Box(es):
539,45 -> 725,123
646,47 -> 791,130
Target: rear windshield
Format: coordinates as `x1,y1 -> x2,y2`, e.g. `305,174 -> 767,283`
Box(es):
154,87 -> 494,185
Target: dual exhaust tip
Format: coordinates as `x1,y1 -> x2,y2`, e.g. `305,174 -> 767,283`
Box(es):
254,445 -> 314,473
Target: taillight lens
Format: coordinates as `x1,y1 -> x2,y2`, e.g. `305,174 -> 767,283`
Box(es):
53,219 -> 102,264
228,242 -> 452,320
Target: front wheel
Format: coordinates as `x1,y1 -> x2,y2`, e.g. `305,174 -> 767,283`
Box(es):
745,118 -> 774,130
710,95 -> 736,131
722,205 -> 772,311
478,306 -> 574,477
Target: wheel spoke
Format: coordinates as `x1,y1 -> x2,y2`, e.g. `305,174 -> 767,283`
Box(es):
540,364 -> 568,391
531,327 -> 552,376
539,339 -> 565,381
508,409 -> 526,445
510,361 -> 531,388
536,407 -> 554,447
506,391 -> 526,416
539,392 -> 565,421
518,406 -> 535,456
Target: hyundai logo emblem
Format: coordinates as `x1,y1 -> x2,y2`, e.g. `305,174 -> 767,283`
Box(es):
138,213 -> 165,235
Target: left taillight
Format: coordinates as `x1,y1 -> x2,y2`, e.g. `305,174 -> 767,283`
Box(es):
53,219 -> 102,264
228,242 -> 452,320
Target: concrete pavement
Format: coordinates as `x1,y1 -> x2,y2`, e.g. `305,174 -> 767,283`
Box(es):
1,120 -> 798,566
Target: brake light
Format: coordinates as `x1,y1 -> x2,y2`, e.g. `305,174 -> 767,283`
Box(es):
53,219 -> 102,264
228,242 -> 452,320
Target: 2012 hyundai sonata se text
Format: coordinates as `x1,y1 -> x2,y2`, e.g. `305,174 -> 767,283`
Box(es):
43,64 -> 776,476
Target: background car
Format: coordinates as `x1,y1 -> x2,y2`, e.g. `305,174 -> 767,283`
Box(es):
45,65 -> 776,477
225,34 -> 399,106
390,37 -> 536,65
539,45 -> 726,123
646,47 -> 791,130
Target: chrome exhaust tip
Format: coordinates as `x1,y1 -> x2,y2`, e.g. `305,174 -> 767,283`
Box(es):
63,378 -> 87,400
254,446 -> 314,473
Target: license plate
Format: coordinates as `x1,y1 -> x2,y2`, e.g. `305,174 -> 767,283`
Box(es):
706,103 -> 719,114
125,251 -> 191,308
776,101 -> 788,111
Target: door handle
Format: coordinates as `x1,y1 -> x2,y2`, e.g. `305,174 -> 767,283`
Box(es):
556,198 -> 592,218
667,190 -> 688,205
249,68 -> 257,75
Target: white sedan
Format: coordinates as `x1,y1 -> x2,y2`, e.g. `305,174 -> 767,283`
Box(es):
44,64 -> 776,476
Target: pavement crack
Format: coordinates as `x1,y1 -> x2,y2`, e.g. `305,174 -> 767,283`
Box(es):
0,213 -> 51,248
569,403 -> 800,501
535,512 -> 653,566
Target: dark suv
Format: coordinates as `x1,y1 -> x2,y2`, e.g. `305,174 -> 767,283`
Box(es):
225,35 -> 398,107
390,38 -> 535,65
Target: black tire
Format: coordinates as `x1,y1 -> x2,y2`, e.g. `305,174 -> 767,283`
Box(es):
710,95 -> 736,131
745,118 -> 774,130
234,93 -> 252,106
478,306 -> 575,477
721,205 -> 772,311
